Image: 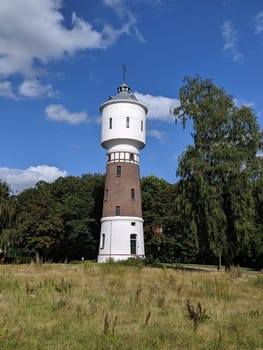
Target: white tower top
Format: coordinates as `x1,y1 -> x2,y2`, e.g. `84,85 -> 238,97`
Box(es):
100,82 -> 148,153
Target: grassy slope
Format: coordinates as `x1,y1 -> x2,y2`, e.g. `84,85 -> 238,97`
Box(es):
0,263 -> 262,350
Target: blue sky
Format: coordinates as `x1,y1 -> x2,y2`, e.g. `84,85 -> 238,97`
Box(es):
1,0 -> 263,192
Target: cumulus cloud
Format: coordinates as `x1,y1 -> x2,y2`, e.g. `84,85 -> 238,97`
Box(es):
135,92 -> 179,121
0,165 -> 67,193
221,21 -> 243,62
46,104 -> 88,124
254,11 -> 263,34
19,79 -> 56,98
0,0 -> 127,78
147,129 -> 165,142
0,81 -> 16,99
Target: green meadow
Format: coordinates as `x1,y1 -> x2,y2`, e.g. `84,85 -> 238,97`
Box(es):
0,263 -> 262,350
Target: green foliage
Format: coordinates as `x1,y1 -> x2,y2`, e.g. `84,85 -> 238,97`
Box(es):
13,174 -> 104,262
118,257 -> 145,268
15,182 -> 64,261
254,276 -> 263,288
141,176 -> 181,261
172,75 -> 263,268
0,180 -> 17,259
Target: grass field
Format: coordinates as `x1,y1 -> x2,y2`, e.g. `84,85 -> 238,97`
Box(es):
0,262 -> 262,350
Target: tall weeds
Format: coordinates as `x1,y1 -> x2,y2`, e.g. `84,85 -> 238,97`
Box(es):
186,299 -> 209,331
0,264 -> 262,349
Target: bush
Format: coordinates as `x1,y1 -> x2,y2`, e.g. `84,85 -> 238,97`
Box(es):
15,256 -> 32,264
119,257 -> 145,268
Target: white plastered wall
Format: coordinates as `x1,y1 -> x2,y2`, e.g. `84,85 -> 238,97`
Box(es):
97,216 -> 145,263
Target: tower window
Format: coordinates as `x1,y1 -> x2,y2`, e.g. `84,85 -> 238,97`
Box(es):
109,117 -> 112,129
105,189 -> 108,201
141,120 -> 144,132
130,234 -> 137,255
100,234 -> 105,249
131,188 -> 135,199
116,165 -> 121,176
126,116 -> 130,128
116,206 -> 121,216
130,153 -> 134,161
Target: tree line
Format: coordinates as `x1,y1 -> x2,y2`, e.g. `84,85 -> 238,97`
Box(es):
1,76 -> 263,268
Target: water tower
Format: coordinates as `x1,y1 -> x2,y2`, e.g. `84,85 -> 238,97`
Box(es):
97,77 -> 148,262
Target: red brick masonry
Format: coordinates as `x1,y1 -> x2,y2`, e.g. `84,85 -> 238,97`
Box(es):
102,161 -> 142,218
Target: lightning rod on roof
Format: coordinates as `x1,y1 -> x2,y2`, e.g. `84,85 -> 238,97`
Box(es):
122,65 -> 127,84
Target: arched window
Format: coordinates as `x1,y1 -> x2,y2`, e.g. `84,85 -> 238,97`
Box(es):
105,189 -> 108,201
116,206 -> 120,216
100,234 -> 105,249
116,165 -> 121,176
130,234 -> 137,255
131,188 -> 135,199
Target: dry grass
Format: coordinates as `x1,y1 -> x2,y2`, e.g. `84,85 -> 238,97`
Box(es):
0,263 -> 262,349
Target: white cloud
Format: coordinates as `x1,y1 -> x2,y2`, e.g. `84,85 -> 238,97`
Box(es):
147,129 -> 165,142
0,81 -> 16,99
102,0 -> 145,42
46,104 -> 88,125
19,80 -> 56,98
103,0 -> 127,17
254,11 -> 263,34
135,92 -> 179,121
221,21 -> 243,63
0,165 -> 66,193
0,0 -> 127,78
102,23 -> 130,44
234,98 -> 254,108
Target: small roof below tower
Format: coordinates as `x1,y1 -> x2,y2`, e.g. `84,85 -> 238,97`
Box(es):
118,83 -> 131,94
108,82 -> 138,101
